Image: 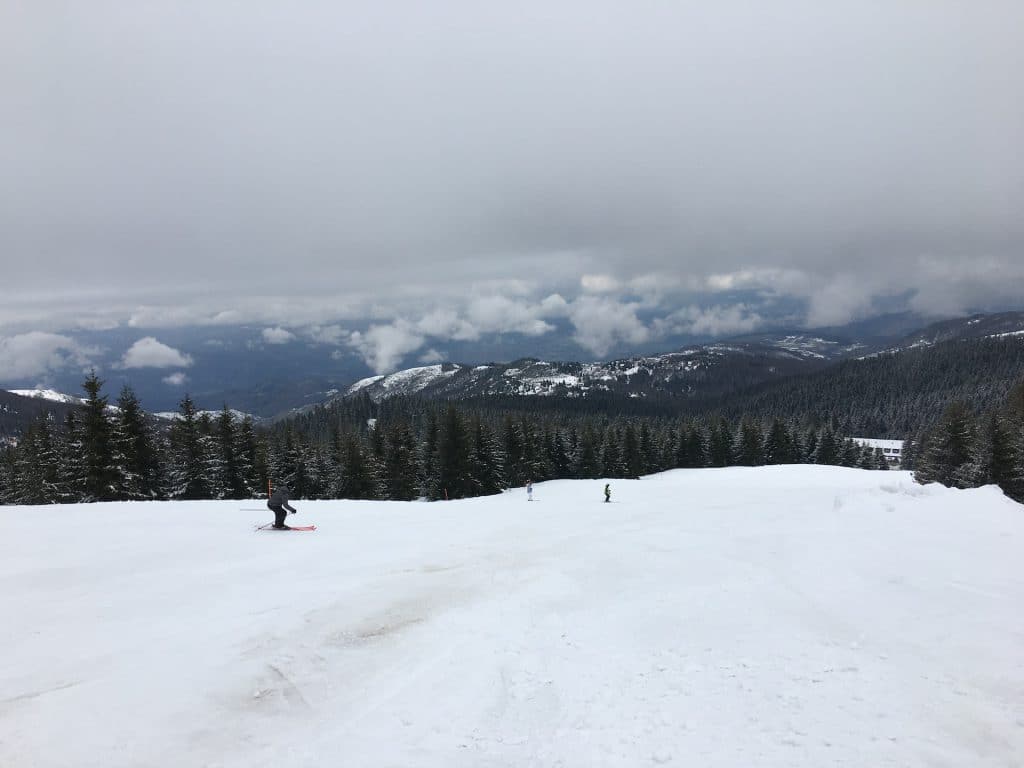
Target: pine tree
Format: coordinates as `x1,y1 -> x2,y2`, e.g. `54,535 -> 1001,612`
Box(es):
0,445 -> 17,504
544,428 -> 571,479
79,371 -> 116,501
369,422 -> 386,467
420,411 -> 440,495
686,424 -> 707,468
197,412 -> 226,498
433,404 -> 473,499
915,402 -> 974,488
57,411 -> 86,502
736,418 -> 764,466
621,424 -> 643,478
279,429 -> 313,499
112,385 -> 161,500
802,429 -> 819,463
1001,381 -> 1024,502
839,439 -> 861,468
306,445 -> 334,499
470,418 -> 505,497
600,427 -> 625,477
638,421 -> 659,475
673,423 -> 691,468
574,425 -> 601,478
707,418 -> 733,467
336,432 -> 378,499
15,414 -> 61,504
167,395 -> 210,500
967,410 -> 1019,498
814,427 -> 838,465
234,416 -> 261,498
383,420 -> 419,500
763,419 -> 793,465
518,418 -> 545,482
900,432 -> 920,471
214,407 -> 247,499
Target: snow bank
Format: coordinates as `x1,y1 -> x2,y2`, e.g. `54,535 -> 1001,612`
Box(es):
1,467 -> 1021,767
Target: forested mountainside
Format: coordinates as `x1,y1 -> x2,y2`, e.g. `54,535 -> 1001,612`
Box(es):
0,390 -> 83,442
332,313 -> 1024,422
5,339 -> 1024,506
704,336 -> 1024,438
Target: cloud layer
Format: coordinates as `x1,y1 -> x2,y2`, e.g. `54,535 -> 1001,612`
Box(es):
0,332 -> 97,381
1,1 -> 1021,368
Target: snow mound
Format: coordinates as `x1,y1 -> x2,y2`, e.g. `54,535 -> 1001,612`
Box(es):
2,466 -> 1021,767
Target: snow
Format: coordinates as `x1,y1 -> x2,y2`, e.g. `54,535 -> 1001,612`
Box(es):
8,389 -> 121,413
7,389 -> 84,405
2,466 -> 1022,767
153,408 -> 254,422
346,374 -> 385,395
360,364 -> 462,396
770,336 -> 833,359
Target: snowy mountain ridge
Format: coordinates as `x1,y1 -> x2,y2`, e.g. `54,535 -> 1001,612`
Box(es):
8,388 -> 88,406
340,315 -> 1024,405
344,336 -> 861,403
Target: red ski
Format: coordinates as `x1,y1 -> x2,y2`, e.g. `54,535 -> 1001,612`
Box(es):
255,524 -> 317,531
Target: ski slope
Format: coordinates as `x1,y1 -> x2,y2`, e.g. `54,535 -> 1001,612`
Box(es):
2,467 -> 1022,767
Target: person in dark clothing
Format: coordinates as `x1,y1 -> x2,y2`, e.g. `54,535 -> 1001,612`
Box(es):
267,484 -> 297,529
604,483 -> 611,503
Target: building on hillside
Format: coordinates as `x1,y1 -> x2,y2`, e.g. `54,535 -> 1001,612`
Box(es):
851,438 -> 904,468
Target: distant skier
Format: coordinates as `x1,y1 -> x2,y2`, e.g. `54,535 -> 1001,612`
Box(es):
267,484 -> 297,529
526,480 -> 534,501
604,483 -> 611,503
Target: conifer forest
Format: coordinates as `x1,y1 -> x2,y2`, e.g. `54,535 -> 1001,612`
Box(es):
4,368 -> 1023,507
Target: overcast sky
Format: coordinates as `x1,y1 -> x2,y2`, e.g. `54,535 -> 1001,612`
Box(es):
2,1 -> 1022,372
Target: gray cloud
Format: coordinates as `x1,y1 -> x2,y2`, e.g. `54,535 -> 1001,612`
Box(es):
0,332 -> 98,382
567,296 -> 650,357
653,305 -> 764,339
1,1 -> 1021,345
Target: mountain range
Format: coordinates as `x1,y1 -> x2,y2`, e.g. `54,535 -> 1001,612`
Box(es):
4,311 -> 1024,440
336,312 -> 1024,405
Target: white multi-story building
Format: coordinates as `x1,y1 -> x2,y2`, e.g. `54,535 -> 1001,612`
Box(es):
851,438 -> 904,467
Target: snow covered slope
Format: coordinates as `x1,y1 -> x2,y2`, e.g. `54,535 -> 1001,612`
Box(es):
2,467 -> 1021,767
151,407 -> 258,423
870,311 -> 1024,356
344,343 -> 836,402
7,388 -> 86,405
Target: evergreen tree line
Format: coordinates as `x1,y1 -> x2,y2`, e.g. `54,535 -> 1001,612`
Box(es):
1,375 -> 896,505
905,381 -> 1024,503
0,374 -> 267,505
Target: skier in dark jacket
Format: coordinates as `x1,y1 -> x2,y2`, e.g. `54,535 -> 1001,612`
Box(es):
267,485 -> 297,529
604,483 -> 611,503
